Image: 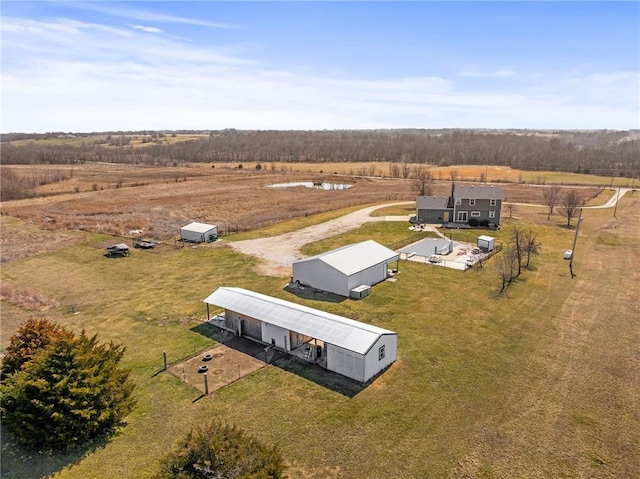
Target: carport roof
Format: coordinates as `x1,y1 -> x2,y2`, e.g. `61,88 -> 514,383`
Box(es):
203,287 -> 396,355
296,239 -> 399,276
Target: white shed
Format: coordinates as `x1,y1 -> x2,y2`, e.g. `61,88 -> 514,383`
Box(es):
292,240 -> 399,297
180,222 -> 218,243
203,287 -> 397,383
477,235 -> 495,252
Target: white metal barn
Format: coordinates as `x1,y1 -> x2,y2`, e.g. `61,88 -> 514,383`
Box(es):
180,222 -> 218,243
203,287 -> 398,383
292,240 -> 399,297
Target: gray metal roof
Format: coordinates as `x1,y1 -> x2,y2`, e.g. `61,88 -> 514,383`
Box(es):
416,196 -> 451,210
297,240 -> 399,276
203,287 -> 396,355
453,184 -> 504,200
181,222 -> 216,233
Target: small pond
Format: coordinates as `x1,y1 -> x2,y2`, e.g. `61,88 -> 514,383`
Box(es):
266,181 -> 352,190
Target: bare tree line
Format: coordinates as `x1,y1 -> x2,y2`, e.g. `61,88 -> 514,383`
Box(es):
1,130 -> 637,178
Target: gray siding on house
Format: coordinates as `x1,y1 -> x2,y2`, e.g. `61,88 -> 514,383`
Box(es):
417,183 -> 503,225
416,208 -> 452,223
453,198 -> 502,224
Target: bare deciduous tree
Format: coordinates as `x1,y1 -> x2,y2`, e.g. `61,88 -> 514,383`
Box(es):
412,166 -> 434,196
449,169 -> 459,182
505,203 -> 516,219
522,228 -> 541,268
559,190 -> 582,226
495,246 -> 518,294
388,162 -> 400,179
542,185 -> 562,220
401,159 -> 411,179
510,226 -> 524,277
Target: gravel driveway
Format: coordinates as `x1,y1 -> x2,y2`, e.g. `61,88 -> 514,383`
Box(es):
228,202 -> 412,276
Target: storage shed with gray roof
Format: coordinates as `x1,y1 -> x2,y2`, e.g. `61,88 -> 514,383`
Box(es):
292,240 -> 399,297
203,287 -> 397,382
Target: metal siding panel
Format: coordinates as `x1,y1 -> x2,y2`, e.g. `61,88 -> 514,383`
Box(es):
327,343 -> 365,382
363,334 -> 397,382
261,323 -> 289,350
295,260 -> 348,296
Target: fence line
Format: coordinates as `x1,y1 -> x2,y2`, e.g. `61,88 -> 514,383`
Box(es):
389,232 -> 431,251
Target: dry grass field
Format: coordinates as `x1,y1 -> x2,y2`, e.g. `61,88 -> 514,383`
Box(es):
0,165 -> 636,479
1,163 -> 600,247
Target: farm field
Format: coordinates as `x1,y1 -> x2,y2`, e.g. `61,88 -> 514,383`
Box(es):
0,169 -> 638,478
0,163 -> 603,245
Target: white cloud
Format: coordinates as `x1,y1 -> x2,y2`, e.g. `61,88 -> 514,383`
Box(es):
71,2 -> 235,29
127,24 -> 164,34
460,67 -> 515,79
1,16 -> 637,132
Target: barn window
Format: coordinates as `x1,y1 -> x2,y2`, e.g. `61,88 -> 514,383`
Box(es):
471,211 -> 481,217
379,345 -> 386,361
455,199 -> 462,205
489,210 -> 496,218
490,199 -> 497,206
469,199 -> 476,206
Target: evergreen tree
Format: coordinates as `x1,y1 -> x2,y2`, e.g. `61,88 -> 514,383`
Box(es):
157,419 -> 286,479
1,327 -> 136,450
1,318 -> 71,377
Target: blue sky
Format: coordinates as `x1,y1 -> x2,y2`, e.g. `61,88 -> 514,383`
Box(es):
1,1 -> 638,132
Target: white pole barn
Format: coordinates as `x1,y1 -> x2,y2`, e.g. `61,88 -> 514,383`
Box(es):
203,287 -> 397,383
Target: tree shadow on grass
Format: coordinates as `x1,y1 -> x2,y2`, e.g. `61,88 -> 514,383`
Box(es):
1,427 -> 109,479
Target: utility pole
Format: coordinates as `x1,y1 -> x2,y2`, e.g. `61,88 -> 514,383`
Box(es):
569,208 -> 583,279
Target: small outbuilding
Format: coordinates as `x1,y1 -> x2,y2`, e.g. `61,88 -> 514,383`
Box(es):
180,222 -> 218,243
203,287 -> 397,383
477,235 -> 495,252
292,240 -> 399,297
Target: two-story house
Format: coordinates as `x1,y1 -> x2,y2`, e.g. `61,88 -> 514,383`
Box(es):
416,183 -> 504,227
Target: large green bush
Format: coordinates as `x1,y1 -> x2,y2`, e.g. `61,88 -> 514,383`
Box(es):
157,419 -> 286,479
1,319 -> 136,449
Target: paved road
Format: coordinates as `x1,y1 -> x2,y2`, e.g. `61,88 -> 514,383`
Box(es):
587,187 -> 632,209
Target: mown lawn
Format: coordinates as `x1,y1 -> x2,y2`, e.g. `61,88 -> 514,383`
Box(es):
300,221 -> 436,257
1,195 -> 638,478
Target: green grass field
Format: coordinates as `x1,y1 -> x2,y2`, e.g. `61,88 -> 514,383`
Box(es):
1,193 -> 638,478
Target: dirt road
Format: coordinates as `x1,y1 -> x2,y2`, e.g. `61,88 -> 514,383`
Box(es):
228,202 -> 412,276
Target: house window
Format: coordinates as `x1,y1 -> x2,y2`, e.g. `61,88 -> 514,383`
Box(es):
471,211 -> 481,217
490,199 -> 497,206
455,199 -> 462,205
489,210 -> 496,218
457,211 -> 468,222
379,345 -> 386,361
469,199 -> 476,206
